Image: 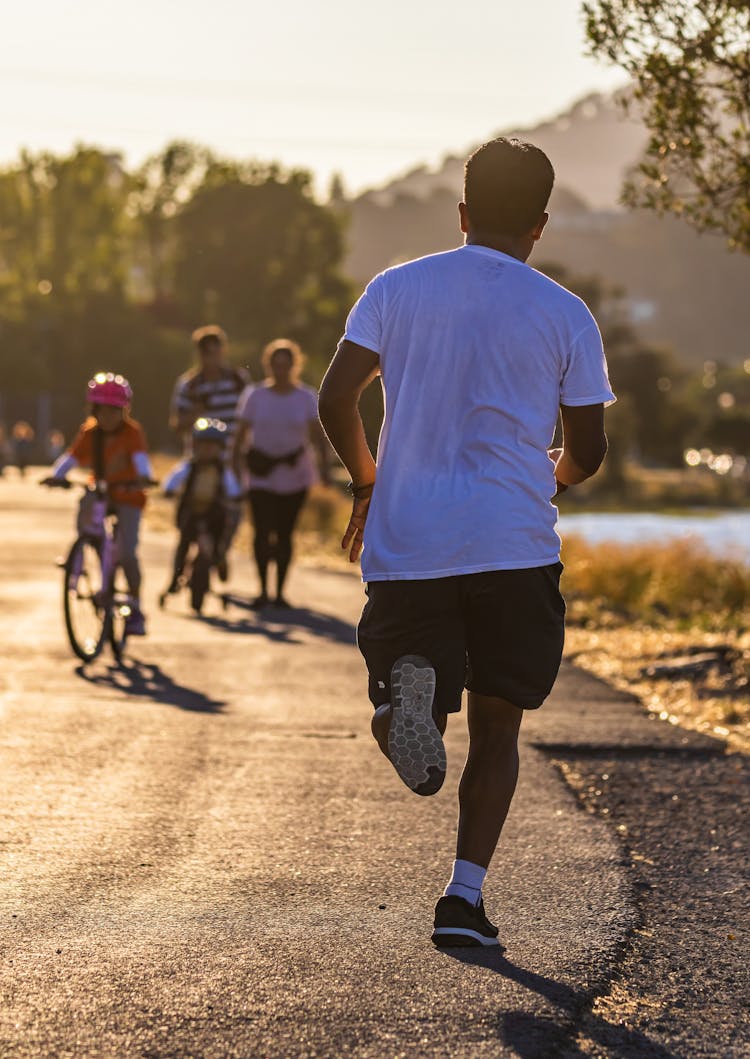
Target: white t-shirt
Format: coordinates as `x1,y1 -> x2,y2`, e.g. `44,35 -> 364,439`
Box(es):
343,244 -> 615,582
237,384 -> 319,494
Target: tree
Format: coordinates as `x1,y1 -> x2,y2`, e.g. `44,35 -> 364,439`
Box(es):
584,1 -> 750,251
0,147 -> 137,398
327,172 -> 347,207
0,147 -> 133,307
0,144 -> 354,444
132,142 -> 212,305
172,163 -> 353,361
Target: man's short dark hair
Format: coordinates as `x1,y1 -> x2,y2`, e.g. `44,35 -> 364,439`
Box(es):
192,324 -> 227,352
464,138 -> 554,237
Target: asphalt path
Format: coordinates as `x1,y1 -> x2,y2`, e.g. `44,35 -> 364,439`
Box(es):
0,475 -> 746,1057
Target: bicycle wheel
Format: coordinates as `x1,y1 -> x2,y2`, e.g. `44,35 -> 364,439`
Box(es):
63,536 -> 108,661
190,551 -> 211,614
109,573 -> 131,663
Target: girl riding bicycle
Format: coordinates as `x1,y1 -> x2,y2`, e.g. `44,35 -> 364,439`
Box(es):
45,373 -> 153,636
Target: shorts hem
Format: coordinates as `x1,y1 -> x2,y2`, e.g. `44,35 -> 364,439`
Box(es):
363,556 -> 561,582
465,682 -> 546,710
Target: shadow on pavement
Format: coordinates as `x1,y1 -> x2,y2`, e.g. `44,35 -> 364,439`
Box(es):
75,658 -> 227,713
195,595 -> 356,647
437,951 -> 679,1058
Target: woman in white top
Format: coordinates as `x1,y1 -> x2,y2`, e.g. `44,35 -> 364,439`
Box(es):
233,339 -> 328,608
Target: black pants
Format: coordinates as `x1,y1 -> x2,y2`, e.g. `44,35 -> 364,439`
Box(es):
248,489 -> 307,597
170,506 -> 227,587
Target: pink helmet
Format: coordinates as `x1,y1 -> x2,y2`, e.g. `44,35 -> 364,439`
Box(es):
86,372 -> 132,408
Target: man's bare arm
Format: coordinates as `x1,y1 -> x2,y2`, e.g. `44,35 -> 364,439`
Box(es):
552,403 -> 608,492
308,418 -> 331,484
318,340 -> 380,488
318,340 -> 380,561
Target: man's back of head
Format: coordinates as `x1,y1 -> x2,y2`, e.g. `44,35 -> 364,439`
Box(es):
463,137 -> 555,238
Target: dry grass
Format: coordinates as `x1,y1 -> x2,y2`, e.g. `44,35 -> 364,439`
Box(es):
561,536 -> 750,751
565,624 -> 749,752
561,535 -> 750,627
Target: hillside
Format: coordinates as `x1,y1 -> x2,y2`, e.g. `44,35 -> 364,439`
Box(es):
342,93 -> 750,367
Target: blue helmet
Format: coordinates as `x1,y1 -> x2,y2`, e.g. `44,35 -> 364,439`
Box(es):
192,417 -> 228,444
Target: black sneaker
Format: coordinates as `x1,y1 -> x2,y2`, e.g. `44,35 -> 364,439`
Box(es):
431,895 -> 500,948
124,607 -> 147,637
387,655 -> 446,797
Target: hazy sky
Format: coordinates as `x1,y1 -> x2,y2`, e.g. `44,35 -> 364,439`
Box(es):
3,0 -> 625,195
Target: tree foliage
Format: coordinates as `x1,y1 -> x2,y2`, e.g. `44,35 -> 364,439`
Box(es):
539,262 -> 728,470
172,162 -> 351,359
0,143 -> 353,444
0,148 -> 133,307
131,141 -> 211,304
583,1 -> 750,250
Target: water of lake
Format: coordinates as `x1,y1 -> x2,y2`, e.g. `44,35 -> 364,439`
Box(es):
558,510 -> 750,563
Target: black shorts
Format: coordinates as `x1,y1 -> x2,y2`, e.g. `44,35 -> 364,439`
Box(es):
357,565 -> 565,714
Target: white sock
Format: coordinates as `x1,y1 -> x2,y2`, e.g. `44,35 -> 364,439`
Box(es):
444,858 -> 487,907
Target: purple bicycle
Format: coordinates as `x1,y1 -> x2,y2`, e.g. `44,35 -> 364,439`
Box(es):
43,478 -> 156,662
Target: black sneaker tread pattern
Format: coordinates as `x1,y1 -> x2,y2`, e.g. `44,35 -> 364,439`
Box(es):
388,655 -> 446,797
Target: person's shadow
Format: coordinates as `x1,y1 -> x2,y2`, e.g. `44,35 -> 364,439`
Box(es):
197,595 -> 356,647
75,657 -> 226,714
437,950 -> 680,1058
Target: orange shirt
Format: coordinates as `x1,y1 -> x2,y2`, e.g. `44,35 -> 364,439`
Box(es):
69,416 -> 149,508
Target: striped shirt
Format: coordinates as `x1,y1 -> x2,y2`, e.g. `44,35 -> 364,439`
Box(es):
170,365 -> 250,441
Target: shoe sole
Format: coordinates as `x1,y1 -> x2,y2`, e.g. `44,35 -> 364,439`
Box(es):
431,927 -> 500,948
388,655 -> 446,797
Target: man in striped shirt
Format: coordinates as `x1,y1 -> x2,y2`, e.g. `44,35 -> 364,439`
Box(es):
170,325 -> 250,450
169,325 -> 250,555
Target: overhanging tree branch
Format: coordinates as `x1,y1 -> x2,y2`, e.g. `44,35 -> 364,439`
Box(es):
583,0 -> 750,251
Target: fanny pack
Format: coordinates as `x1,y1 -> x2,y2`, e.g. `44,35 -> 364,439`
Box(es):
246,446 -> 304,478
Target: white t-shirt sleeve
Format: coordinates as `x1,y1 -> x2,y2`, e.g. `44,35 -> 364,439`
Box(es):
222,467 -> 243,499
163,460 -> 190,494
343,273 -> 385,354
560,323 -> 616,407
132,451 -> 153,479
51,453 -> 79,478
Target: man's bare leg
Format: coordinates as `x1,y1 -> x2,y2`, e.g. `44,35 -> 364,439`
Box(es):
430,692 -> 523,946
456,691 -> 523,867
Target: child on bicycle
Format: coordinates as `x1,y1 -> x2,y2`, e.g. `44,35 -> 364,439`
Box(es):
161,418 -> 242,598
45,373 -> 153,636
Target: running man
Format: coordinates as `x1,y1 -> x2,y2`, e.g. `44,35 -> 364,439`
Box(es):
318,137 -> 614,947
